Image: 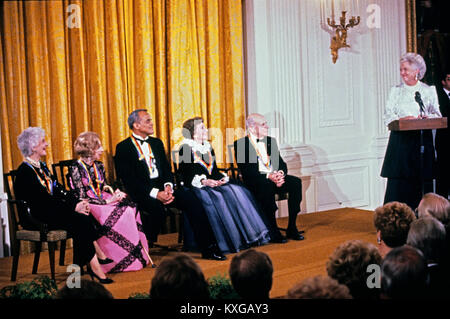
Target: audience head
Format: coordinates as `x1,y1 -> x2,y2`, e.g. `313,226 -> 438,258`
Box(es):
381,245 -> 428,299
73,131 -> 102,160
286,275 -> 352,299
400,52 -> 426,84
246,113 -> 269,139
417,193 -> 450,226
55,279 -> 114,299
374,202 -> 416,255
127,109 -> 154,137
229,249 -> 273,299
149,253 -> 210,300
407,217 -> 446,264
326,240 -> 382,299
17,127 -> 46,158
182,117 -> 205,141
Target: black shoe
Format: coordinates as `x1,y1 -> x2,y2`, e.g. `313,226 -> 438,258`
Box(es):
270,234 -> 288,244
98,257 -> 114,265
286,229 -> 305,241
87,267 -> 114,284
202,250 -> 227,261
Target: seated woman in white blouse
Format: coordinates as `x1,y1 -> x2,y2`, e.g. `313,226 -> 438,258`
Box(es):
177,117 -> 271,254
381,52 -> 442,211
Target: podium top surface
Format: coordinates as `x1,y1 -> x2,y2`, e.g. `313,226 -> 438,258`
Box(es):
388,117 -> 448,131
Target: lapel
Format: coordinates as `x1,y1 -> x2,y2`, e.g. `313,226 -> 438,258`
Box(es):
127,137 -> 155,175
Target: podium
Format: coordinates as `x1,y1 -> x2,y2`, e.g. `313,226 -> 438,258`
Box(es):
388,117 -> 448,197
388,117 -> 447,131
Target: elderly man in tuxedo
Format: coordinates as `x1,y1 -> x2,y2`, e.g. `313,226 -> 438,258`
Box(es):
114,109 -> 226,260
234,113 -> 304,243
436,71 -> 450,199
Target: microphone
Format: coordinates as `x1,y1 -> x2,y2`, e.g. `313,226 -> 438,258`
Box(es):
414,91 -> 425,116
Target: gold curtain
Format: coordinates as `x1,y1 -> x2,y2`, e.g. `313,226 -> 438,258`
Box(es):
0,0 -> 246,180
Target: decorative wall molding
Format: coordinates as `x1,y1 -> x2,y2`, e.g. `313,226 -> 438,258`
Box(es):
244,0 -> 407,213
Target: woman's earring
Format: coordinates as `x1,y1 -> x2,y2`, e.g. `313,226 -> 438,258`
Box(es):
415,73 -> 418,81
377,237 -> 381,245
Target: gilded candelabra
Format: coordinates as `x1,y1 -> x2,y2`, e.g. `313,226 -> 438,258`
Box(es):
327,11 -> 360,63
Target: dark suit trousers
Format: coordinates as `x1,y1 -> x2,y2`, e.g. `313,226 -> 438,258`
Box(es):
137,187 -> 217,253
246,174 -> 302,237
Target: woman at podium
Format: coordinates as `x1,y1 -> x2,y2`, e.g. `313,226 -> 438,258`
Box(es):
381,53 -> 442,210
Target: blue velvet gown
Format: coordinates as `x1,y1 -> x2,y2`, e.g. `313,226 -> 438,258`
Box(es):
178,142 -> 270,254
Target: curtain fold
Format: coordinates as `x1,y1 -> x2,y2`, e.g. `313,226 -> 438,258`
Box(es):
1,0 -> 245,180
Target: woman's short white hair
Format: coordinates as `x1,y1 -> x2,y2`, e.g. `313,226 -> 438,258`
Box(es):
17,127 -> 46,157
400,52 -> 427,80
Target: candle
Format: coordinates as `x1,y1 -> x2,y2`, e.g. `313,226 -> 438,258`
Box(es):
331,0 -> 335,18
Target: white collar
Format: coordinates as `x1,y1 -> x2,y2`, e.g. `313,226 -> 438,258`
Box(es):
249,133 -> 264,143
402,81 -> 422,91
25,157 -> 41,168
182,138 -> 211,154
132,132 -> 150,141
443,87 -> 450,97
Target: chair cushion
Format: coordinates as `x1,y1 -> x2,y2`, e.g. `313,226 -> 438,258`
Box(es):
16,230 -> 68,242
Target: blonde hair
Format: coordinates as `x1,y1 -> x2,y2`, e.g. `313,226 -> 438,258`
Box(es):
286,275 -> 352,299
73,131 -> 101,158
417,193 -> 450,225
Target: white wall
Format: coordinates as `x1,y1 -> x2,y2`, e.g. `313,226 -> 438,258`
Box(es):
0,127 -> 10,257
244,0 -> 406,215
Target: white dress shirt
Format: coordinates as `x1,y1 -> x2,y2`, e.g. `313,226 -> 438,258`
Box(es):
249,133 -> 273,175
132,133 -> 173,199
384,81 -> 442,126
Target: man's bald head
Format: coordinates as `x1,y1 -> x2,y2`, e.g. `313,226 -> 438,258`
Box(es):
246,113 -> 269,139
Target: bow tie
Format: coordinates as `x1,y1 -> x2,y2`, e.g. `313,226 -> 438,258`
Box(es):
136,137 -> 150,145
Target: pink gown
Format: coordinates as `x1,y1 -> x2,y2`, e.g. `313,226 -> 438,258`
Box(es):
68,160 -> 149,273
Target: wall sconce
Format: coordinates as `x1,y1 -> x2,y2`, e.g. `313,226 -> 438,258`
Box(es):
327,11 -> 360,63
321,1 -> 361,63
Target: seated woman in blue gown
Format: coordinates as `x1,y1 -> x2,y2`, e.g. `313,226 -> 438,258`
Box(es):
178,117 -> 270,254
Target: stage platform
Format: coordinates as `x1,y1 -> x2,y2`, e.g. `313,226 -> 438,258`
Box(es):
0,207 -> 377,298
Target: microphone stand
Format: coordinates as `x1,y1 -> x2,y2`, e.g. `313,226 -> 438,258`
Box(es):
415,92 -> 426,197
419,109 -> 425,197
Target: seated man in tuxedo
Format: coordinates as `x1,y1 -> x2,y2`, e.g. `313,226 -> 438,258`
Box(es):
234,113 -> 304,243
435,70 -> 449,199
114,109 -> 226,260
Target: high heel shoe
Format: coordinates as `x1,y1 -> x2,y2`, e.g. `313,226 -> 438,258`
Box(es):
98,257 -> 114,265
87,267 -> 114,284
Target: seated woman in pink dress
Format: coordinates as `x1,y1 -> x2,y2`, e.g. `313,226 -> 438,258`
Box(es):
67,131 -> 150,273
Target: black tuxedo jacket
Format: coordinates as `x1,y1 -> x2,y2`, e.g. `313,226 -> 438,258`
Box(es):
233,136 -> 287,188
436,86 -> 449,145
114,136 -> 174,205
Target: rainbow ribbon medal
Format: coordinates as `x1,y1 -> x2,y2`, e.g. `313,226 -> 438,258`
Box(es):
249,137 -> 272,171
193,150 -> 214,175
24,161 -> 53,194
78,160 -> 103,200
131,135 -> 156,176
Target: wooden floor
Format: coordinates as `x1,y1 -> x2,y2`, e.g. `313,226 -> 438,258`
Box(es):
0,207 -> 377,299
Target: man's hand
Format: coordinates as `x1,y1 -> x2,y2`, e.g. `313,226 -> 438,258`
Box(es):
164,184 -> 174,194
268,171 -> 285,187
157,190 -> 174,205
